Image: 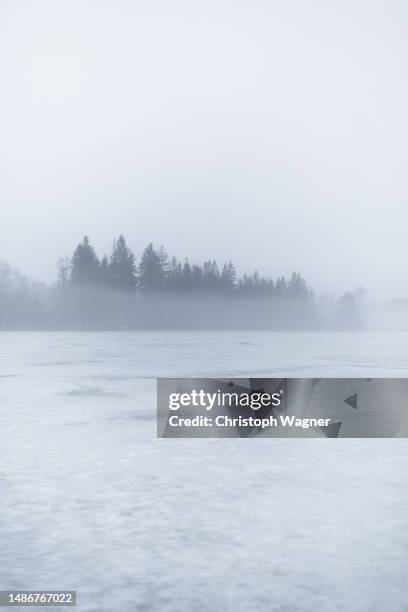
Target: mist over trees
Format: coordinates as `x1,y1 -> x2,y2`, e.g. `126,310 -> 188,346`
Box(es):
60,236 -> 312,299
0,262 -> 48,328
0,235 -> 365,330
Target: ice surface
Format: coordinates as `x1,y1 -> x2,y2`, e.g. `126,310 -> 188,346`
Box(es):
0,332 -> 407,611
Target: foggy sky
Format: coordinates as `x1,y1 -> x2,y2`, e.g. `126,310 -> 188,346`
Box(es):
2,0 -> 408,298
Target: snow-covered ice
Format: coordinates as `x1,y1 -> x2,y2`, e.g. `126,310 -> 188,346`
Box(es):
0,331 -> 407,611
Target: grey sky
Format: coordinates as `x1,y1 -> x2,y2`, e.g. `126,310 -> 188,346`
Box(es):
2,0 -> 408,298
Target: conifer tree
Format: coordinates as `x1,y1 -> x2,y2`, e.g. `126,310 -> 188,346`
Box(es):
100,254 -> 110,286
191,264 -> 203,290
202,260 -> 219,290
182,260 -> 193,289
221,261 -> 236,290
110,235 -> 137,292
138,243 -> 163,292
70,236 -> 100,285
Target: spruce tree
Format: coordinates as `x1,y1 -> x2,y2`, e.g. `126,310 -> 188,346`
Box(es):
138,243 -> 163,292
70,236 -> 100,285
182,260 -> 192,290
110,235 -> 137,292
202,260 -> 219,291
221,261 -> 236,291
100,254 -> 110,286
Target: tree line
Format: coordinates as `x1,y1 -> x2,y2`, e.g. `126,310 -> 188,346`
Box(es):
0,236 -> 364,329
57,235 -> 312,300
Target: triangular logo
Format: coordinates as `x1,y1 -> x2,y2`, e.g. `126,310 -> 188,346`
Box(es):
344,394 -> 357,409
319,422 -> 342,438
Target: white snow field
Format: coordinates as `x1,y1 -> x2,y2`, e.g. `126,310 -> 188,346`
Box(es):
0,331 -> 407,612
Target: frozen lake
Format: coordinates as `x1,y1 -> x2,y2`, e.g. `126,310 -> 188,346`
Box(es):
0,331 -> 407,611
